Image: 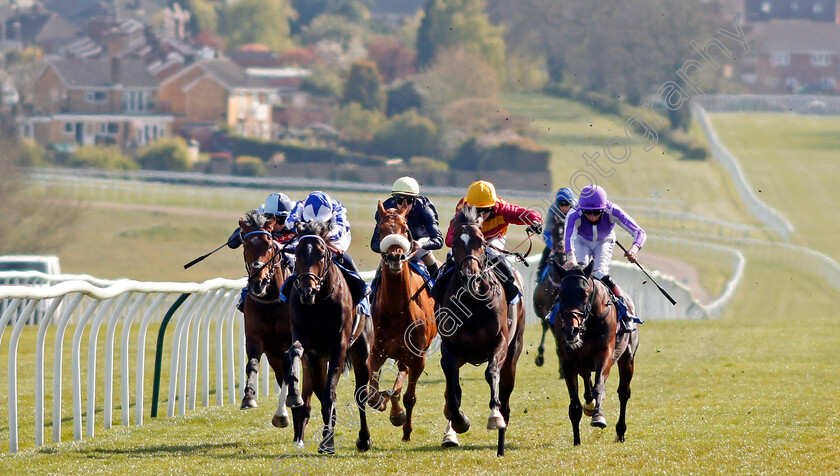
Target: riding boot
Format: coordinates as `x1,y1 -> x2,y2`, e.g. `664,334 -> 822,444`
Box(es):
430,256 -> 455,302
536,247 -> 551,283
601,275 -> 636,333
426,260 -> 440,277
490,254 -> 520,304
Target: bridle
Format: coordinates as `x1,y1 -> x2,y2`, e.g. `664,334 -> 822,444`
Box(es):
454,223 -> 500,299
293,234 -> 332,295
241,230 -> 283,284
380,213 -> 414,267
559,273 -> 611,336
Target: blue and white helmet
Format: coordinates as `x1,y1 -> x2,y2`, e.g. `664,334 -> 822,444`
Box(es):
554,187 -> 576,206
301,191 -> 333,222
263,192 -> 293,217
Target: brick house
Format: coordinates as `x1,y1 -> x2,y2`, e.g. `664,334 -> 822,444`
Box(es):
744,0 -> 840,22
739,20 -> 840,92
19,57 -> 173,148
158,58 -> 275,139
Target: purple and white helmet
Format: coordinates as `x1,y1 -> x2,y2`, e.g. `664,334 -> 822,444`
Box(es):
577,185 -> 608,210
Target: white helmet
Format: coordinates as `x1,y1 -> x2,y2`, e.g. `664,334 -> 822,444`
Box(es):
392,176 -> 420,196
263,192 -> 293,217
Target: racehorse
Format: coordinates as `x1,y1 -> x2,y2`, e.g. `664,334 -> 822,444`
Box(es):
552,260 -> 639,445
283,221 -> 374,454
532,215 -> 565,373
437,206 -> 525,456
368,201 -> 437,441
238,210 -> 296,429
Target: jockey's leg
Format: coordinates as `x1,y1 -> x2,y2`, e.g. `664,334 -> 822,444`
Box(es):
487,248 -> 520,304
592,237 -> 635,331
336,251 -> 360,274
430,251 -> 454,301
418,249 -> 440,275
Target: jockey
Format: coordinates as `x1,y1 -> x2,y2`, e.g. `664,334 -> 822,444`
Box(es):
432,180 -> 542,305
226,192 -> 295,249
535,187 -> 576,282
563,184 -> 645,331
232,192 -> 296,312
284,191 -> 369,310
371,176 -> 443,275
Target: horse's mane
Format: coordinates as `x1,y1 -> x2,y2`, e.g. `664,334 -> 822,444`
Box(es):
454,205 -> 480,226
297,220 -> 331,238
244,209 -> 268,228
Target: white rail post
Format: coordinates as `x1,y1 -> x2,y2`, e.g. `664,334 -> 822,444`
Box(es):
166,295 -> 199,418
55,297 -> 95,443
34,296 -> 67,447
6,300 -> 38,453
117,293 -> 149,427
199,290 -> 226,408
134,293 -> 167,426
103,293 -> 133,430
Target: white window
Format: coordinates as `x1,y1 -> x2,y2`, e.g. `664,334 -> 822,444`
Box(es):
760,1 -> 771,13
771,52 -> 790,65
86,90 -> 108,103
811,53 -> 831,66
64,122 -> 73,134
791,2 -> 800,11
813,2 -> 824,13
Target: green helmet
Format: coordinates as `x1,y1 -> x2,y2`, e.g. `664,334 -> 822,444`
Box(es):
392,176 -> 420,196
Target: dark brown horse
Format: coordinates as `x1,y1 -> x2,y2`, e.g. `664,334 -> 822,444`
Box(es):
553,260 -> 639,445
532,216 -> 565,372
238,210 -> 296,428
368,201 -> 437,441
284,221 -> 374,454
437,206 -> 525,456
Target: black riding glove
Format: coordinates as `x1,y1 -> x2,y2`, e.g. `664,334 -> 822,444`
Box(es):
527,223 -> 543,235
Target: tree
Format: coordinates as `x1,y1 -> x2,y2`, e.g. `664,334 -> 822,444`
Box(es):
300,67 -> 343,98
333,102 -> 384,147
221,0 -> 296,51
136,138 -> 191,171
367,37 -> 417,84
372,110 -> 439,159
414,48 -> 500,116
185,0 -> 222,35
386,79 -> 426,117
341,60 -> 386,112
416,0 -> 506,76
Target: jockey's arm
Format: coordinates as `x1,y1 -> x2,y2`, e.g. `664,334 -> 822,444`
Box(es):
419,200 -> 444,251
370,210 -> 383,253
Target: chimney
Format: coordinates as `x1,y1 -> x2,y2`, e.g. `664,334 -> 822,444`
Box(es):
111,57 -> 121,85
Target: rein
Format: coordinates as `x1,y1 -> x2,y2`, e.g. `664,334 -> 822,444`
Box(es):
560,274 -> 612,336
241,230 -> 283,283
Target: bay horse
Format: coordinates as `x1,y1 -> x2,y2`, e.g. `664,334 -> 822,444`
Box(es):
532,215 -> 565,373
283,221 -> 374,454
438,206 -> 525,456
238,210 -> 297,429
553,260 -> 639,445
368,201 -> 437,441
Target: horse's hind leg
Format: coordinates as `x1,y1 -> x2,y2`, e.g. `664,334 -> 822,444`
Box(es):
615,339 -> 637,443
485,339 -> 508,431
292,355 -> 317,447
535,319 -> 548,367
350,336 -> 373,452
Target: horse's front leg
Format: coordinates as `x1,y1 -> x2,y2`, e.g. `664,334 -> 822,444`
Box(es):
350,333 -> 373,452
441,344 -> 469,434
582,372 -> 595,416
241,338 -> 262,409
485,336 -> 508,430
366,348 -> 389,412
535,319 -> 548,367
318,349 -> 344,454
590,352 -> 614,429
284,339 -> 305,408
388,364 -> 408,427
266,353 -> 289,428
562,364 -> 583,446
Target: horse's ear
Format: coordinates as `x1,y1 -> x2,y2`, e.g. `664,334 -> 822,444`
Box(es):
583,259 -> 595,277
377,200 -> 387,217
238,217 -> 247,229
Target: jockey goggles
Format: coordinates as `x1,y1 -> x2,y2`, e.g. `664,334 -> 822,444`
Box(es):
582,209 -> 603,216
393,194 -> 416,205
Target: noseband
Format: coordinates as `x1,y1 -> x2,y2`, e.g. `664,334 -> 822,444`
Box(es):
380,213 -> 413,267
559,274 -> 610,336
293,234 -> 332,294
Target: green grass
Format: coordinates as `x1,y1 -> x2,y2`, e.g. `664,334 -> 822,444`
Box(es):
711,113 -> 840,261
1,259 -> 838,474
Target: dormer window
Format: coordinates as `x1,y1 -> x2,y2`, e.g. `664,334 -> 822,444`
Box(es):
760,1 -> 771,13
86,90 -> 108,103
814,2 -> 824,13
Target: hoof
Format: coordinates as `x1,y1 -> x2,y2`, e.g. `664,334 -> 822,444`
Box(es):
441,435 -> 460,448
591,414 -> 607,428
583,401 -> 595,417
452,414 -> 470,434
390,411 -> 407,427
317,444 -> 335,455
534,354 -> 545,367
486,410 -> 506,430
286,394 -> 304,409
271,415 -> 290,428
240,398 -> 257,410
615,434 -> 625,443
356,438 -> 372,452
